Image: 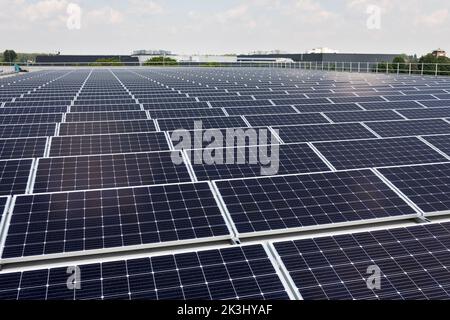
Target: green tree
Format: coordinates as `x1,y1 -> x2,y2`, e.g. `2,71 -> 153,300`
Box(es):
3,50 -> 17,63
144,56 -> 178,66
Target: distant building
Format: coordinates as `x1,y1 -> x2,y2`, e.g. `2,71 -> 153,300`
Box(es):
132,50 -> 172,56
35,55 -> 139,64
238,53 -> 400,63
307,47 -> 339,54
432,49 -> 446,57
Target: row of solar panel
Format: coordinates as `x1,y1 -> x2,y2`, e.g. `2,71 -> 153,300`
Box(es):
1,220 -> 450,300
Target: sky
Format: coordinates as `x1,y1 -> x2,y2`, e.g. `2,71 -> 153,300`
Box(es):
0,0 -> 449,56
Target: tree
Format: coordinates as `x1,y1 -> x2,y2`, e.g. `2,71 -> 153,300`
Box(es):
3,50 -> 17,63
144,56 -> 178,66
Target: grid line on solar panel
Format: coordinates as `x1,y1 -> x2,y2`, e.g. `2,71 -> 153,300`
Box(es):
188,144 -> 331,181
157,116 -> 248,131
272,222 -> 450,300
324,110 -> 404,123
377,162 -> 450,215
275,123 -> 376,143
49,132 -> 169,157
365,119 -> 450,137
214,169 -> 418,237
0,244 -> 291,300
0,182 -> 232,263
0,159 -> 34,196
32,151 -> 193,193
313,137 -> 449,170
0,123 -> 56,139
59,120 -> 156,136
424,134 -> 450,158
245,113 -> 329,127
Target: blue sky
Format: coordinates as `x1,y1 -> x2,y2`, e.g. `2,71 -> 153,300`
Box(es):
1,0 -> 449,56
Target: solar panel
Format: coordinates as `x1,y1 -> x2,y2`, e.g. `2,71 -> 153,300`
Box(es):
225,105 -> 298,116
329,96 -> 385,104
49,132 -> 169,157
360,101 -> 424,111
208,100 -> 273,108
399,107 -> 450,120
189,143 -> 330,180
0,106 -> 67,115
385,94 -> 437,101
59,120 -> 156,136
275,123 -> 376,143
0,123 -> 56,139
70,105 -> 142,112
143,102 -> 210,110
294,103 -> 361,113
418,100 -> 450,108
273,222 -> 450,300
65,112 -> 148,123
0,182 -> 231,262
0,244 -> 290,300
272,98 -> 330,106
325,110 -> 403,123
378,163 -> 450,215
32,151 -> 192,193
157,116 -> 248,131
424,135 -> 450,156
245,113 -> 328,127
0,114 -> 63,125
0,137 -> 47,160
0,196 -> 10,231
0,159 -> 33,195
215,169 -> 417,237
149,108 -> 225,119
314,137 -> 448,170
366,119 -> 450,137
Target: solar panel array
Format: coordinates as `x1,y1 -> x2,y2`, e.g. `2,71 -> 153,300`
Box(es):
1,67 -> 450,300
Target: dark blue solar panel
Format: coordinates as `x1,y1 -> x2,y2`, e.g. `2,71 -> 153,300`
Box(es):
245,113 -> 328,127
1,182 -> 231,262
360,101 -> 424,110
0,123 -> 56,139
0,159 -> 33,195
325,110 -> 403,123
273,222 -> 450,300
59,120 -> 156,136
32,151 -> 192,193
275,123 -> 376,143
225,105 -> 297,116
149,108 -> 225,119
49,132 -> 169,157
215,169 -> 417,236
157,116 -> 247,131
366,119 -> 450,137
399,107 -> 450,120
65,111 -> 148,123
379,163 -> 450,214
314,137 -> 448,170
424,135 -> 450,157
294,103 -> 362,113
0,137 -> 47,160
0,245 -> 289,300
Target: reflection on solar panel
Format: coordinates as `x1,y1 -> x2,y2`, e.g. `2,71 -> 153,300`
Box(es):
273,222 -> 450,300
0,123 -> 56,139
276,123 -> 376,143
378,163 -> 450,214
0,159 -> 33,196
245,113 -> 328,127
157,116 -> 247,131
32,151 -> 192,193
49,132 -> 169,157
1,182 -> 230,262
190,143 -> 330,180
59,120 -> 156,136
314,137 -> 448,170
0,244 -> 290,300
399,107 -> 450,120
325,110 -> 403,123
366,119 -> 450,137
215,170 -> 417,236
0,137 -> 47,160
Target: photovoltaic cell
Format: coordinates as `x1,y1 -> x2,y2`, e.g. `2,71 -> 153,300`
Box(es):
0,159 -> 33,195
378,163 -> 450,214
314,137 -> 448,170
32,151 -> 192,193
325,110 -> 403,123
215,169 -> 417,236
273,222 -> 450,300
424,135 -> 450,157
157,116 -> 247,131
1,182 -> 231,261
360,101 -> 424,111
225,106 -> 298,116
65,111 -> 148,123
294,103 -> 361,113
399,107 -> 450,120
149,108 -> 225,119
0,123 -> 56,139
49,132 -> 169,157
0,244 -> 289,300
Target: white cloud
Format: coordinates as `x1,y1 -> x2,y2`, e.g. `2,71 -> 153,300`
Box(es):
87,6 -> 124,25
128,0 -> 164,15
415,9 -> 449,27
